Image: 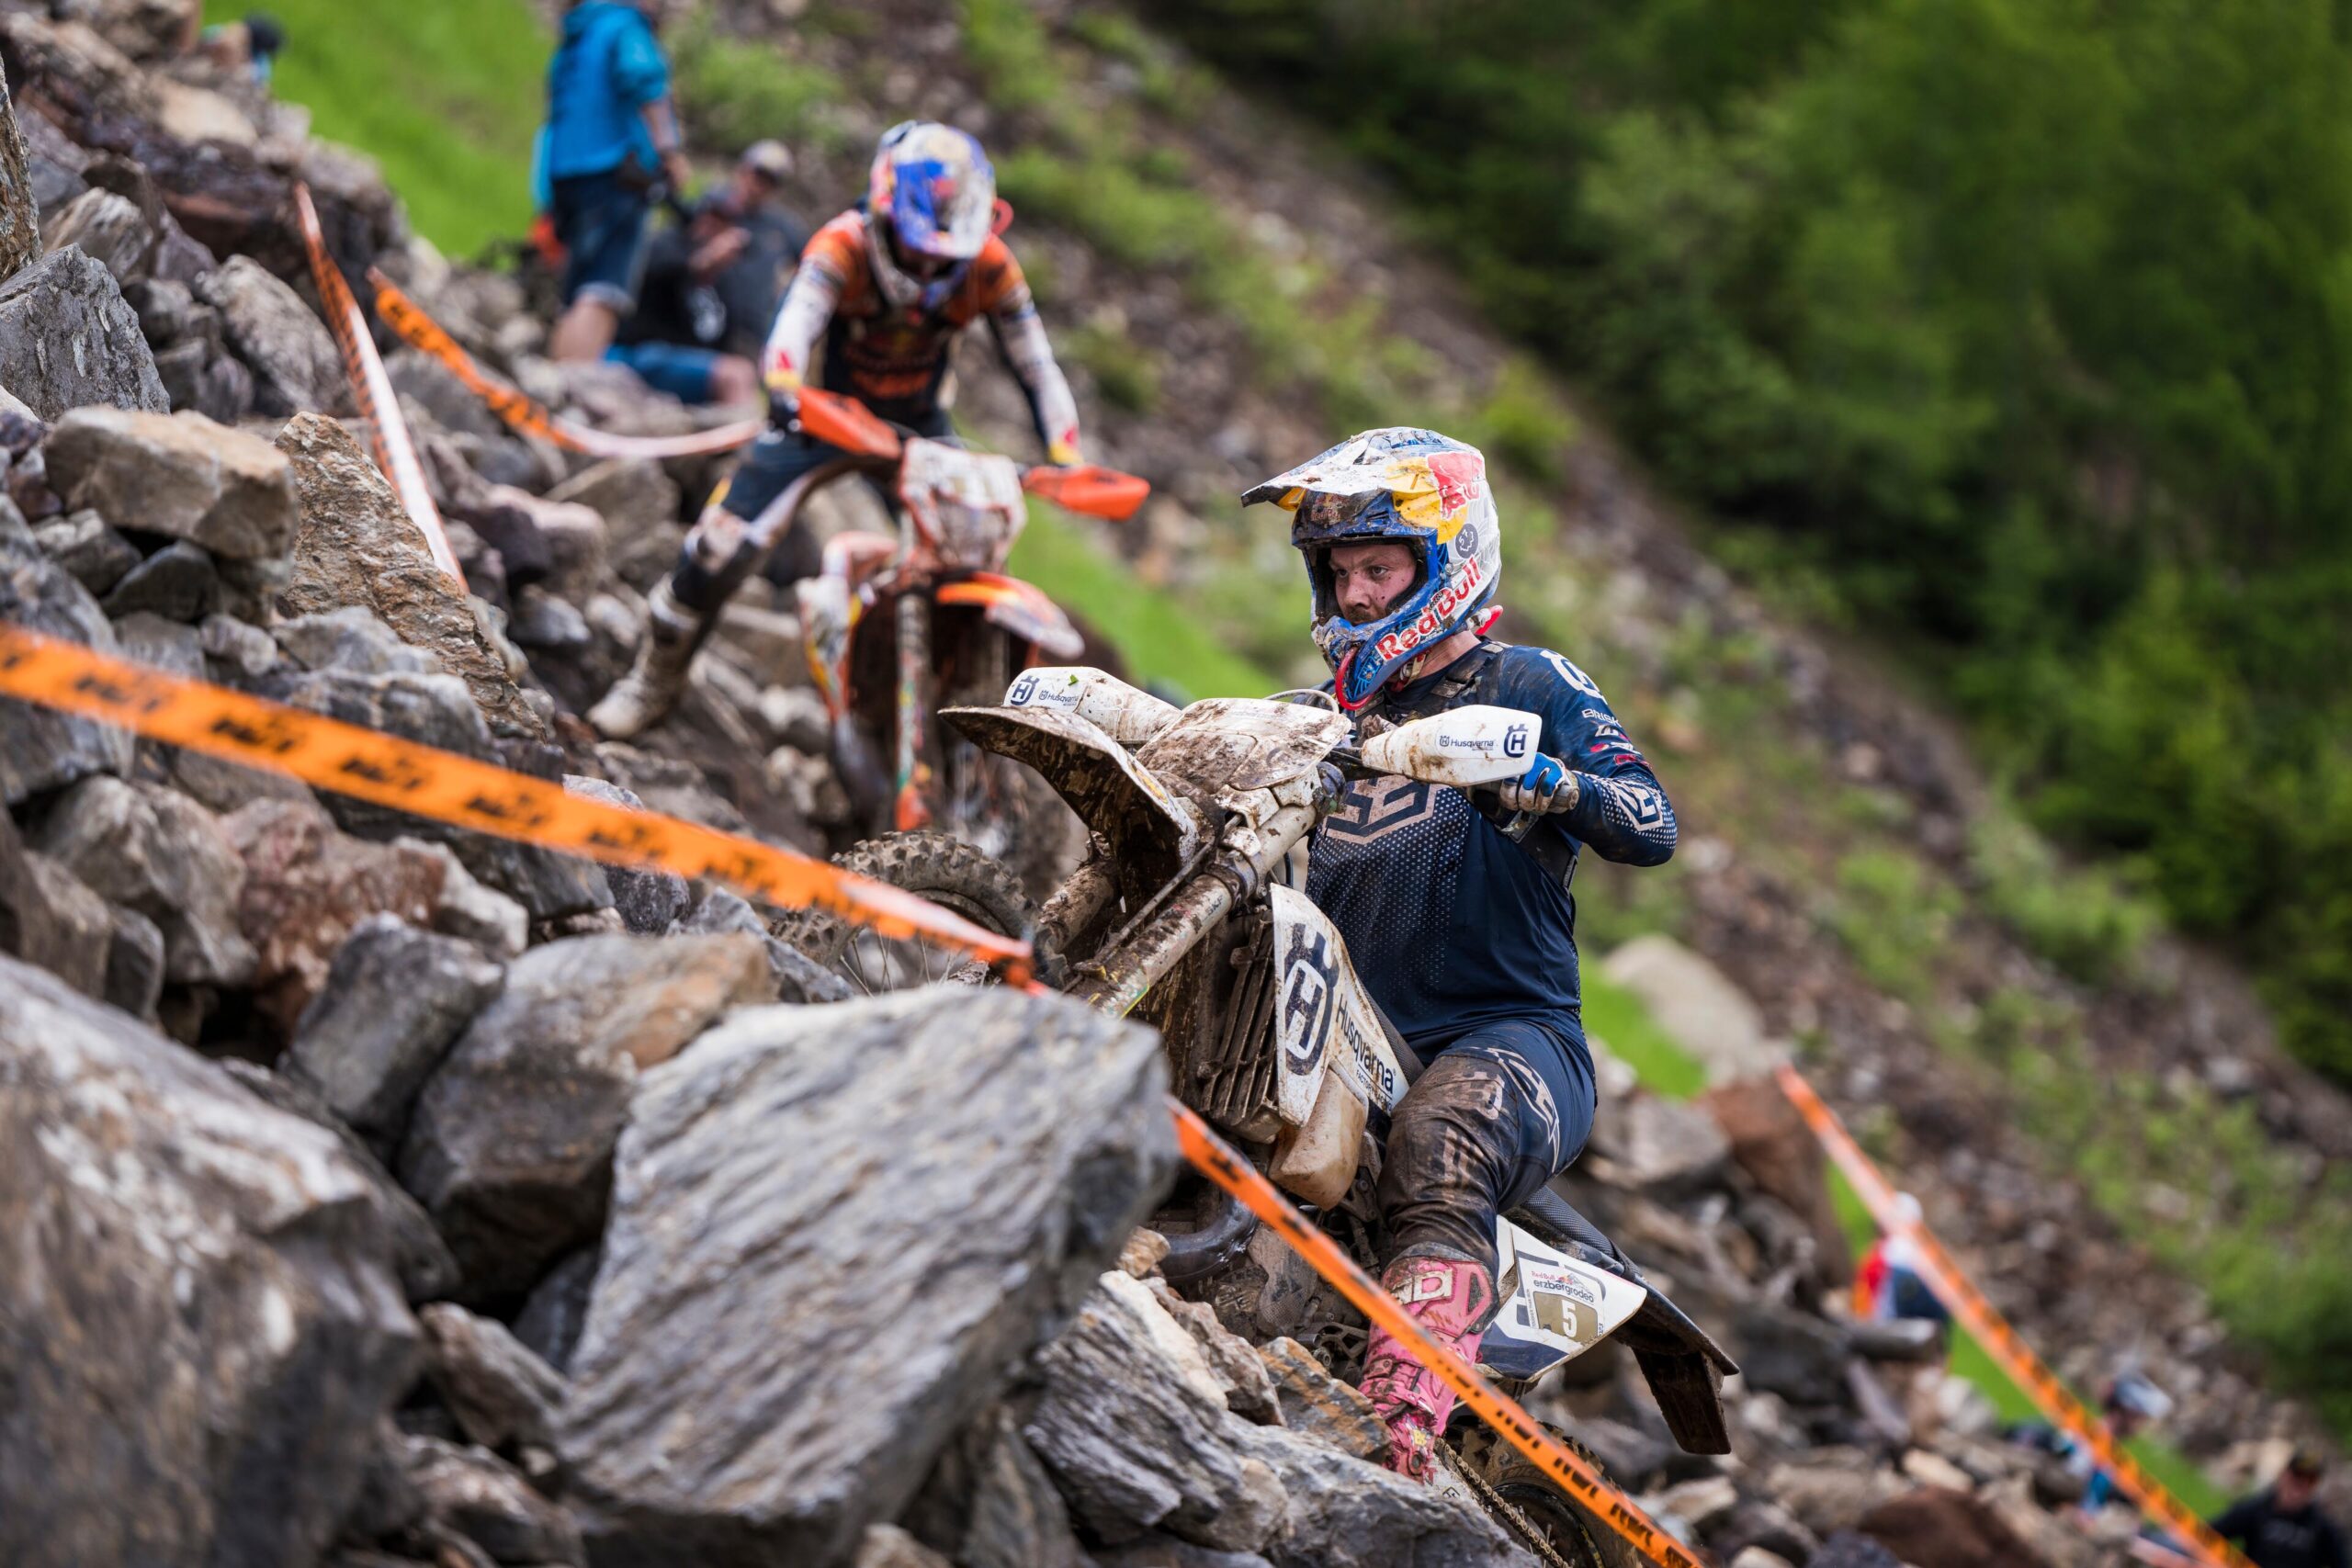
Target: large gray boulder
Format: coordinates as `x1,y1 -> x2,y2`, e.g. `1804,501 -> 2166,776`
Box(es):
0,244 -> 167,416
195,254 -> 346,417
398,932 -> 774,1298
277,412 -> 545,739
44,405 -> 299,559
0,955 -> 419,1568
560,987 -> 1176,1568
1235,1422 -> 1540,1568
0,509 -> 133,803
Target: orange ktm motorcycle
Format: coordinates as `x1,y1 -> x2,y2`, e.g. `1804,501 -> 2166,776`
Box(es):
786,388 -> 1149,880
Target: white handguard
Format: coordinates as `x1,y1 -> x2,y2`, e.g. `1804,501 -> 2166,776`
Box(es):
1359,704 -> 1542,786
1003,667 -> 1182,745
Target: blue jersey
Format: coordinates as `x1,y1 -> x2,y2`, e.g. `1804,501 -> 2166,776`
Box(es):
1306,642 -> 1675,1060
543,2 -> 672,183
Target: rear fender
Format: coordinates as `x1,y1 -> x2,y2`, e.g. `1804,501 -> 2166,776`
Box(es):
934,572 -> 1085,661
941,704 -> 1200,886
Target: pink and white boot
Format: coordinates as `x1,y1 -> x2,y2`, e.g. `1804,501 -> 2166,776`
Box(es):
1358,1253 -> 1498,1483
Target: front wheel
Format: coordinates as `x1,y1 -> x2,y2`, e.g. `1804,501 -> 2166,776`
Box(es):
775,830 -> 1041,995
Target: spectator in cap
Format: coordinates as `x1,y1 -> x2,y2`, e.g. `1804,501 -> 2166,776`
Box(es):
2212,1450 -> 2347,1568
605,141 -> 812,405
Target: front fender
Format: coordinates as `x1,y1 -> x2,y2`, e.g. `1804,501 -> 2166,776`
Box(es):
942,703 -> 1199,886
934,571 -> 1086,661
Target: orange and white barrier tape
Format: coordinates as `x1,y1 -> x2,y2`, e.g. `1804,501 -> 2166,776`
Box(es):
292,185 -> 467,585
368,269 -> 763,460
1173,1104 -> 1708,1568
0,620 -> 1032,979
1776,1065 -> 2249,1568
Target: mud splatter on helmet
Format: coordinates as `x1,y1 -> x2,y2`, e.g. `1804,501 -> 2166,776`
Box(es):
1243,428 -> 1501,707
866,120 -> 1000,313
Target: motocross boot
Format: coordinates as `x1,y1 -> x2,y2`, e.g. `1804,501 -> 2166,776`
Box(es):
589,577 -> 705,739
1358,1252 -> 1498,1483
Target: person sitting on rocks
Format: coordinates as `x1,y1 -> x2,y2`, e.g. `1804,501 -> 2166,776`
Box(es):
2212,1449 -> 2347,1568
538,0 -> 693,367
1240,427 -> 1678,1483
605,140 -> 811,409
590,119 -> 1081,739
1852,1192 -> 1950,1326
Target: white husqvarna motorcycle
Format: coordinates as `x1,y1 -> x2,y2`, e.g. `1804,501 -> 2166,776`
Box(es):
918,668 -> 1739,1565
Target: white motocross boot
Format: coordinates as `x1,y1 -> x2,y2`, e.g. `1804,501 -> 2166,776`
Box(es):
588,579 -> 704,739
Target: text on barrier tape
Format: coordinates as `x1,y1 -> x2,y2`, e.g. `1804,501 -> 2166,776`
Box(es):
1775,1066 -> 2251,1568
292,185 -> 467,586
1171,1104 -> 1706,1568
368,269 -> 763,460
0,620 -> 1031,981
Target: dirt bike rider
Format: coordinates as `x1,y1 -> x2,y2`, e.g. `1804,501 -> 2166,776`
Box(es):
1242,427 -> 1678,1483
591,120 -> 1083,739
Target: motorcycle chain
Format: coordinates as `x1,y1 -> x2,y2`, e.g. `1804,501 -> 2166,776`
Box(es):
1449,1425 -> 1611,1568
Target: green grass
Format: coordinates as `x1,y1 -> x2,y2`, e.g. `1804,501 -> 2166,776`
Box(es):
1007,505 -> 1273,702
208,0 -> 548,258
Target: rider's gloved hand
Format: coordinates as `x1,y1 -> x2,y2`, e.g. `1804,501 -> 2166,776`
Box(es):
1497,753 -> 1580,815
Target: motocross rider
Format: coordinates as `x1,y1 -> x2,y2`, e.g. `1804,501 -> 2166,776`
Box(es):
1242,427 -> 1678,1483
591,120 -> 1084,739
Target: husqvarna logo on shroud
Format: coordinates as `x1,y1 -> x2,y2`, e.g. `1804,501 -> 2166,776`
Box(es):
1504,722 -> 1531,759
1007,673 -> 1038,705
1279,925 -> 1335,1075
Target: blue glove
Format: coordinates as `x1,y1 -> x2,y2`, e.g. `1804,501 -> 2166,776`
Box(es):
1498,753 -> 1579,815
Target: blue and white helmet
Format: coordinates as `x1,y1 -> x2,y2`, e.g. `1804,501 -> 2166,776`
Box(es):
1243,428 -> 1501,707
865,120 -> 999,312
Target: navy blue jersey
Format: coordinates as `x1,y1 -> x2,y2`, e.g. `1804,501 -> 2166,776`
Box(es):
1306,643 -> 1674,1059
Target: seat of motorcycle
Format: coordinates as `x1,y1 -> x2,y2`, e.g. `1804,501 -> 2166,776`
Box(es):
1506,1184 -> 1739,1456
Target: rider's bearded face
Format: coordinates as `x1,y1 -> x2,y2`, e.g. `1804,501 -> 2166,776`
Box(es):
1328,540 -> 1419,624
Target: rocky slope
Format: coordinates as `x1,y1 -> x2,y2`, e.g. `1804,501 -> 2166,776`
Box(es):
0,3 -> 2335,1566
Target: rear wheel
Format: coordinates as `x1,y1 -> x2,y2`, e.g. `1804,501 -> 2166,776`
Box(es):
1451,1422 -> 1629,1568
775,830 -> 1039,995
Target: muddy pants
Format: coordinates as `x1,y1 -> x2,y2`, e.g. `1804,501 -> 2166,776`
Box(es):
668,409 -> 954,615
1377,1017 -> 1597,1273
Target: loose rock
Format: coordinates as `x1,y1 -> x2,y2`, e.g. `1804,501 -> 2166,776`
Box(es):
196,254 -> 346,416
32,773 -> 255,985
0,244 -> 167,416
45,405 -> 298,558
277,412 -> 546,739
0,512 -> 134,802
398,932 -> 773,1298
287,912 -> 504,1150
418,1303 -> 567,1455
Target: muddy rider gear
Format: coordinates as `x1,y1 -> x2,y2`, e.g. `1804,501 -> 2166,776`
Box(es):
1497,751 -> 1579,815
586,574 -> 705,739
1359,1253 -> 1498,1483
1243,427 -> 1501,708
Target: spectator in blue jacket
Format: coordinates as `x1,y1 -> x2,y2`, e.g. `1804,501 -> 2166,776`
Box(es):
541,0 -> 692,363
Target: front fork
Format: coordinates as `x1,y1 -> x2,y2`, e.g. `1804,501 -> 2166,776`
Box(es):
892,590 -> 934,832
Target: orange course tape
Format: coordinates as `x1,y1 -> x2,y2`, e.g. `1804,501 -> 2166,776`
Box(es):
1173,1104 -> 1709,1568
291,185 -> 468,586
1775,1065 -> 2251,1568
367,269 -> 763,460
4,615 -> 1706,1561
0,620 -> 1033,980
